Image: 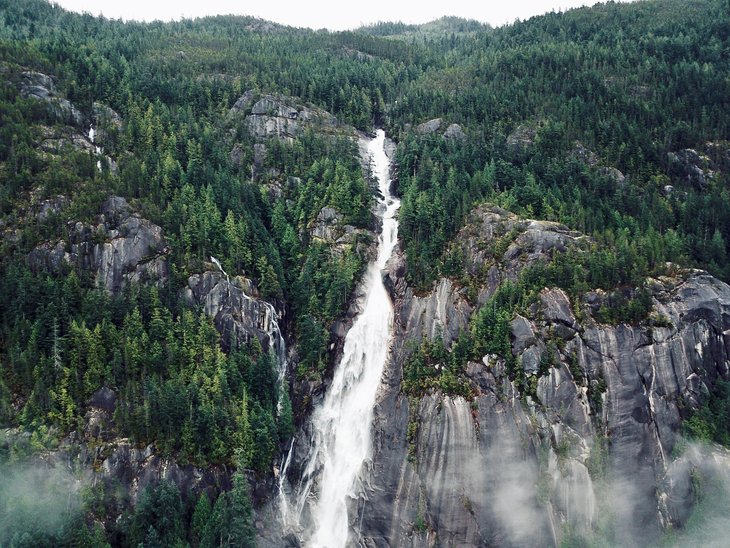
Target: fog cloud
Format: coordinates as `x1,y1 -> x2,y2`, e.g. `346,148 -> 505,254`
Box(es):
0,461 -> 84,544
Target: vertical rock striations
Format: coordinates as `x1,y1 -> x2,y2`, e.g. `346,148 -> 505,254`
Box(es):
355,205 -> 730,547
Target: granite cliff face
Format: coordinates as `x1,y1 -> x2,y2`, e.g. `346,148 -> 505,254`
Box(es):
347,205 -> 730,547
230,90 -> 338,143
28,196 -> 169,293
183,269 -> 286,356
18,181 -> 730,547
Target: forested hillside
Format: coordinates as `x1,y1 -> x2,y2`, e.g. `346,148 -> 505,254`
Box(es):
0,0 -> 729,545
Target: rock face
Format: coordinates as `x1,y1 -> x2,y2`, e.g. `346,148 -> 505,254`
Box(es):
19,71 -> 84,126
361,367 -> 555,547
1,388 -> 230,522
668,148 -> 717,190
346,204 -> 730,547
183,270 -> 285,355
230,91 -> 337,142
28,196 -> 169,293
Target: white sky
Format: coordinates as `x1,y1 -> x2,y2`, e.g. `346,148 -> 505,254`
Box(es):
51,0 -> 635,31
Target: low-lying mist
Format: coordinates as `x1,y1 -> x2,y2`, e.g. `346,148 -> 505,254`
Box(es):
563,439 -> 730,548
0,460 -> 84,545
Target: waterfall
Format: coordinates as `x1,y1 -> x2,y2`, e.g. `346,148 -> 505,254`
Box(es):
88,124 -> 103,172
284,130 -> 400,546
263,299 -> 288,413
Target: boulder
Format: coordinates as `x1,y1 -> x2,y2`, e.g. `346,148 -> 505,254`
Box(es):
415,117 -> 442,134
443,123 -> 466,140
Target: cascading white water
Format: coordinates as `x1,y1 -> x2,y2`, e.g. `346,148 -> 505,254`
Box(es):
287,129 -> 400,547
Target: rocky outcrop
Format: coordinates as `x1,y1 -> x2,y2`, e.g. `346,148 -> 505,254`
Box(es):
600,166 -> 626,185
39,125 -> 96,154
506,123 -> 537,149
30,193 -> 69,222
85,388 -> 229,504
37,125 -> 118,175
311,207 -> 345,243
703,141 -> 730,172
571,141 -> 600,167
1,387 -> 230,523
443,123 -> 466,141
19,71 -> 84,126
570,142 -> 626,185
91,102 -> 123,148
308,206 -> 372,260
28,196 -> 169,293
415,118 -> 442,135
230,91 -> 337,142
452,205 -> 586,293
668,148 -> 718,190
413,119 -> 465,141
183,270 -> 285,356
391,263 -> 472,346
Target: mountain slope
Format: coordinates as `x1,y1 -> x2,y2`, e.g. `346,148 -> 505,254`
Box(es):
1,0 -> 730,546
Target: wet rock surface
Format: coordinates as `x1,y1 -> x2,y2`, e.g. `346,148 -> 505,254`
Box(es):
351,204 -> 730,547
183,269 -> 285,355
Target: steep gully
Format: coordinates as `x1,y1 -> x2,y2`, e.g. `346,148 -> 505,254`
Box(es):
275,130 -> 399,546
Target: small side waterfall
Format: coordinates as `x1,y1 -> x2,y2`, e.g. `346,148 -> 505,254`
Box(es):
282,130 -> 399,547
211,256 -> 288,409
88,124 -> 103,172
